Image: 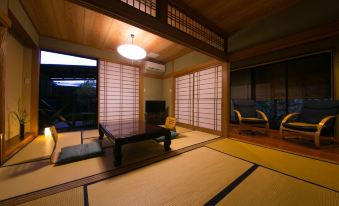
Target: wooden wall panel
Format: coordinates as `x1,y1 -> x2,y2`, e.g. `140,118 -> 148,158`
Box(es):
30,47 -> 39,135
221,62 -> 230,137
0,27 -> 6,133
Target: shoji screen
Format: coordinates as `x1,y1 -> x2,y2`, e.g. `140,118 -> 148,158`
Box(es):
175,65 -> 222,131
175,74 -> 193,125
99,60 -> 139,122
194,66 -> 222,131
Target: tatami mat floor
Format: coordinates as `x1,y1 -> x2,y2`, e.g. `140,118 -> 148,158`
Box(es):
1,128 -> 338,206
0,128 -> 218,202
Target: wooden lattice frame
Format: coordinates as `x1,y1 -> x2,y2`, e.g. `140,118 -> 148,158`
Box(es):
167,4 -> 224,51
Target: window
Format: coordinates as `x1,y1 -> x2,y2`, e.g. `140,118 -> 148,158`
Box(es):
230,52 -> 332,129
41,51 -> 97,66
99,60 -> 139,122
39,51 -> 98,132
176,65 -> 222,131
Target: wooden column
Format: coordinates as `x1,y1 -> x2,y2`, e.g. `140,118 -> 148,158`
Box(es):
0,8 -> 10,164
30,47 -> 40,135
333,52 -> 339,141
221,62 -> 230,137
139,66 -> 144,122
0,26 -> 6,137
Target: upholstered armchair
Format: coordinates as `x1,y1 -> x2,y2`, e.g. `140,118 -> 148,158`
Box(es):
233,100 -> 269,134
280,100 -> 339,148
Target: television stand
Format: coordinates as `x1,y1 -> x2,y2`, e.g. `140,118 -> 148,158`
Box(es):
145,112 -> 167,125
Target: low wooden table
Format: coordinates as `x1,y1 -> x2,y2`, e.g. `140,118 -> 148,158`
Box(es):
99,121 -> 171,166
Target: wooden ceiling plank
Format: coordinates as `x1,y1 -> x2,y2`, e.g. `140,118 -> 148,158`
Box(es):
69,0 -> 226,61
229,21 -> 339,62
21,0 -> 195,62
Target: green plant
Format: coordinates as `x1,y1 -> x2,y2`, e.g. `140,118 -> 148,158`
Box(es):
12,99 -> 28,125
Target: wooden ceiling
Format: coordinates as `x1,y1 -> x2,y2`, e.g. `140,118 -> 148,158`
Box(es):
181,0 -> 300,35
20,0 -> 192,63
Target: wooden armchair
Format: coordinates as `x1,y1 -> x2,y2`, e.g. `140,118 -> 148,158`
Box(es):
280,100 -> 339,148
233,100 -> 269,134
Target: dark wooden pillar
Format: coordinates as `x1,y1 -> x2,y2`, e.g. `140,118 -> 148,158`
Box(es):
221,62 -> 230,137
0,27 -> 7,135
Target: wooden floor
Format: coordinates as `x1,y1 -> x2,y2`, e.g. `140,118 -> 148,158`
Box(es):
229,125 -> 339,164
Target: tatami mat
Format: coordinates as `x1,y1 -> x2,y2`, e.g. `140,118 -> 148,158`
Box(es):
87,147 -> 253,206
83,136 -> 114,148
163,130 -> 219,150
3,135 -> 54,166
82,129 -> 99,139
176,126 -> 193,133
218,167 -> 339,206
207,139 -> 339,191
18,187 -> 84,206
3,132 -> 81,166
0,130 -> 218,200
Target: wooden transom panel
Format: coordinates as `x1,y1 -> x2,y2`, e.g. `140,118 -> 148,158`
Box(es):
20,0 -> 192,63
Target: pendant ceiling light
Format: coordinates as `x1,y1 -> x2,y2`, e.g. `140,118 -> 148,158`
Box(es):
117,34 -> 146,60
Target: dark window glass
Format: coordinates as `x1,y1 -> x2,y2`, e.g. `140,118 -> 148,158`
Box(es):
230,52 -> 332,129
39,51 -> 98,133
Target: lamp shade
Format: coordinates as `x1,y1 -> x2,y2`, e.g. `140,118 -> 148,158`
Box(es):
117,44 -> 147,60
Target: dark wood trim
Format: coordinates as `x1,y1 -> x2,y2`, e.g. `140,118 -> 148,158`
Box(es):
30,47 -> 40,135
139,66 -> 144,122
221,62 -> 230,137
156,0 -> 167,24
8,10 -> 36,47
0,26 -> 7,164
0,10 -> 11,28
69,0 -> 226,61
229,21 -> 339,62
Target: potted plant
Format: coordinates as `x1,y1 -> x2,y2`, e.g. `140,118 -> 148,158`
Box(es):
12,99 -> 28,140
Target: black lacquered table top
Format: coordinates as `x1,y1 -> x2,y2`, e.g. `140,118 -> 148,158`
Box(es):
99,120 -> 168,139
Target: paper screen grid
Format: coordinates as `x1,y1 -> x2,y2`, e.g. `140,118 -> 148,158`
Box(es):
99,60 -> 139,122
175,65 -> 222,131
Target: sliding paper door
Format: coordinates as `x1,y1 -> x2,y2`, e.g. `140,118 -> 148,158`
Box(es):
193,66 -> 222,131
175,65 -> 222,132
99,60 -> 139,122
175,74 -> 194,125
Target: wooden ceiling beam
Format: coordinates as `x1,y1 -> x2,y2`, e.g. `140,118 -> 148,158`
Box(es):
68,0 -> 227,61
229,21 -> 339,62
0,10 -> 11,28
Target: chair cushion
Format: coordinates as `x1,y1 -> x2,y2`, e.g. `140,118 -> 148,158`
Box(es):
56,142 -> 104,165
299,100 -> 339,124
233,100 -> 257,118
242,117 -> 267,124
283,122 -> 318,132
155,131 -> 177,142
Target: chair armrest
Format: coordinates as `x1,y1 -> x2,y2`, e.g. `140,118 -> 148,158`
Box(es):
233,109 -> 242,123
317,115 -> 336,130
281,113 -> 300,125
256,110 -> 268,121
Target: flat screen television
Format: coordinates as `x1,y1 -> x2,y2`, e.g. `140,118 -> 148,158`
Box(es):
146,100 -> 165,113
